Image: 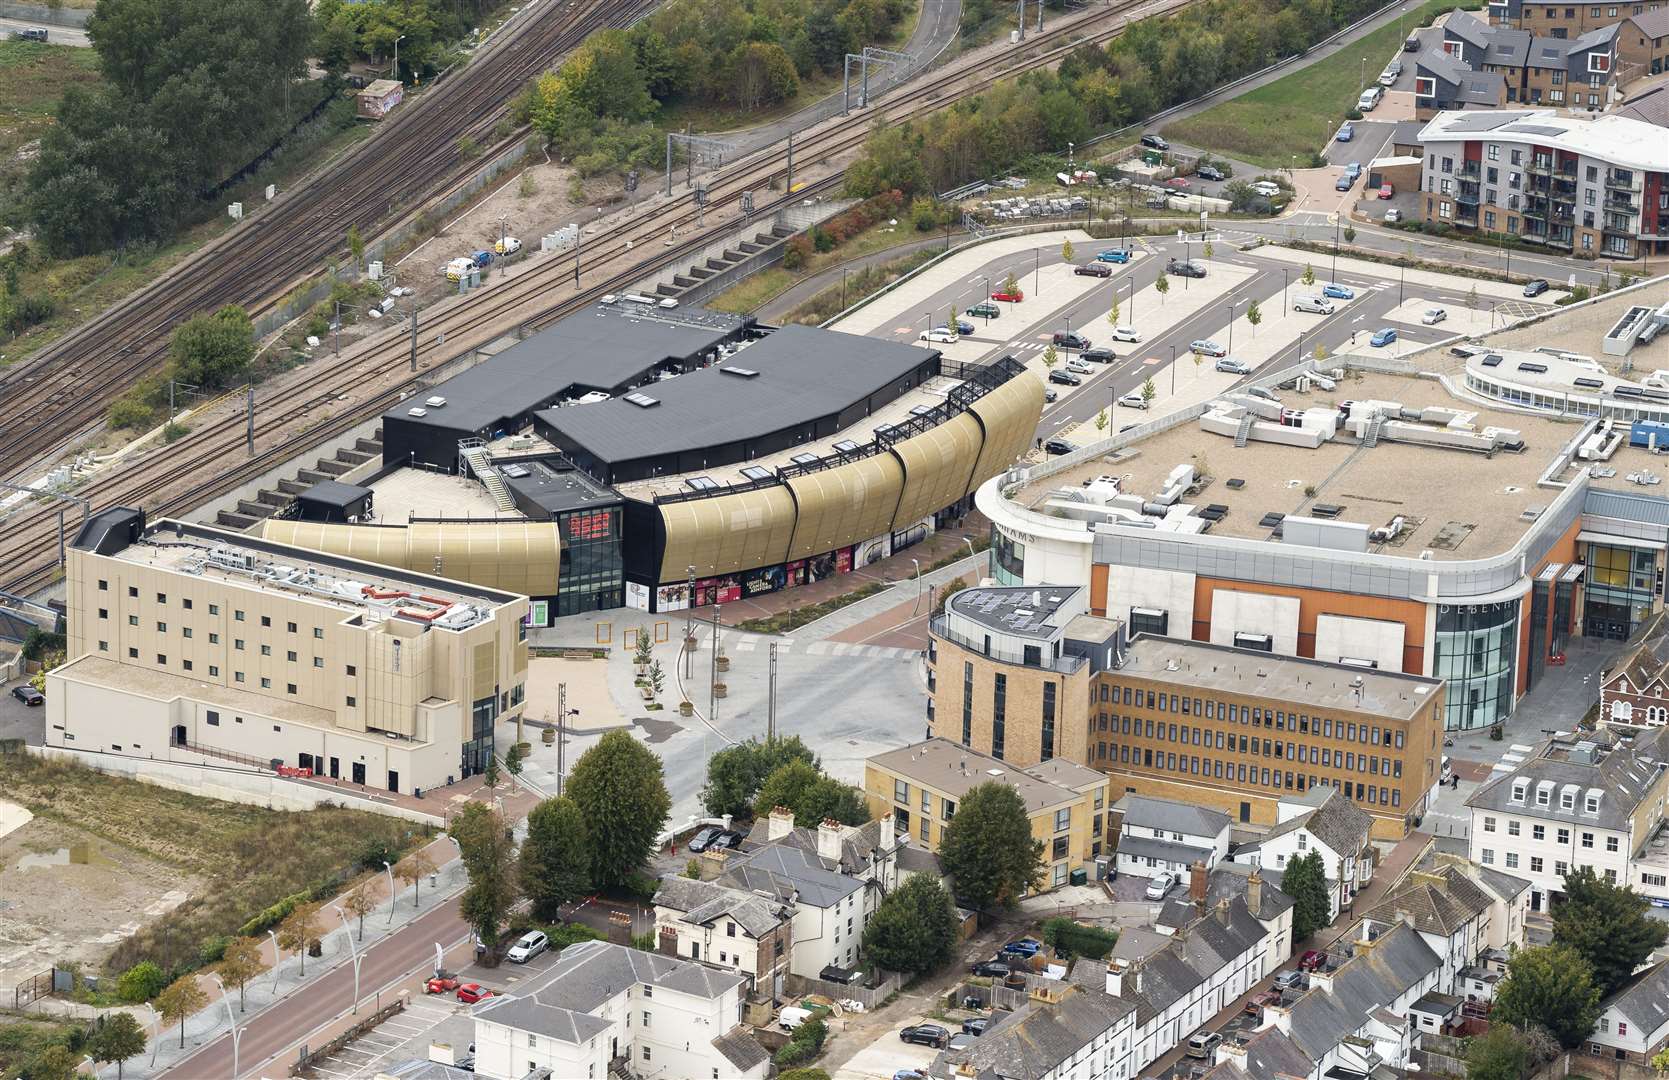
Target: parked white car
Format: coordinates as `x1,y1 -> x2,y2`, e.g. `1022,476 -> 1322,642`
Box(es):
1118,392 -> 1149,410
1110,325 -> 1142,343
507,930 -> 548,963
920,328 -> 958,344
1146,872 -> 1177,899
495,236 -> 522,255
1065,358 -> 1092,375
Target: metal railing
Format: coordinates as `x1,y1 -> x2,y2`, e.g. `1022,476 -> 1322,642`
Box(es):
929,614 -> 1087,674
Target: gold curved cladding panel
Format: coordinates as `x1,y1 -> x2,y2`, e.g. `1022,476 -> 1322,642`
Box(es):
260,520 -> 560,597
890,411 -> 984,528
785,453 -> 906,561
658,484 -> 797,582
970,373 -> 1046,485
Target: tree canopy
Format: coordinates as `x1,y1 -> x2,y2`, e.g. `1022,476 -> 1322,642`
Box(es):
567,730 -> 671,888
450,802 -> 520,956
938,782 -> 1043,911
1282,850 -> 1330,940
752,759 -> 869,828
702,735 -> 818,818
862,874 -> 959,975
519,796 -> 592,922
1492,943 -> 1602,1049
1465,1024 -> 1532,1080
169,305 -> 255,390
1552,866 -> 1668,996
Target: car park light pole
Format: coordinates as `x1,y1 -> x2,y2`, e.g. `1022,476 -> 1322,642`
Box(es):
1283,268 -> 1290,313
1170,345 -> 1178,394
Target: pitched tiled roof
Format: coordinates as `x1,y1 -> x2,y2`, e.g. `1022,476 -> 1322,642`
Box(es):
713,1027 -> 771,1071
1248,791 -> 1373,859
1357,867 -> 1493,936
939,985 -> 1135,1080
1466,729 -> 1669,832
1122,795 -> 1231,839
1206,1028 -> 1316,1080
740,817 -> 899,877
1208,864 -> 1297,922
1284,923 -> 1442,1062
653,876 -> 787,938
722,844 -> 864,908
1605,960 -> 1669,1036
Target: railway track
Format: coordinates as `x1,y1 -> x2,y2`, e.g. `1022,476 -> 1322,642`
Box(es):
0,0 -> 656,483
0,0 -> 1196,594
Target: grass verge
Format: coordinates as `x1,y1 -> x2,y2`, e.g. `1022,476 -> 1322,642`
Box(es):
709,222 -> 946,315
736,581 -> 888,634
0,39 -> 100,160
1162,0 -> 1479,168
0,751 -> 433,978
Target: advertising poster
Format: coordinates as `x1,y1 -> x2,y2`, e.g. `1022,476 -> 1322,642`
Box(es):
654,581 -> 689,613
742,565 -> 786,597
525,600 -> 550,627
835,546 -> 854,574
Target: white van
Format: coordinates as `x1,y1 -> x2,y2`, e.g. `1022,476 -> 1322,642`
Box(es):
1293,295 -> 1335,314
778,1007 -> 815,1032
1358,86 -> 1383,111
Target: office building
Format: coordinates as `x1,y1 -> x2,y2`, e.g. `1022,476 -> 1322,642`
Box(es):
48,508 -> 528,793
864,737 -> 1113,890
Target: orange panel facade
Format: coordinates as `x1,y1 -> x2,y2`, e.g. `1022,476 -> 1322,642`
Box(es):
1189,578 -> 1431,675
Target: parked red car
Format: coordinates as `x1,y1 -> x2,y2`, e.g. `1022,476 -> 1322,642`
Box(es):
1166,176 -> 1191,189
456,983 -> 497,1004
991,289 -> 1024,303
1298,950 -> 1326,972
1378,183 -> 1395,199
425,976 -> 461,995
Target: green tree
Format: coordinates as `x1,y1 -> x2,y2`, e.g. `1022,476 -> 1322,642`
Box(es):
1246,299 -> 1262,336
939,782 -> 1043,911
862,874 -> 959,974
1651,1047 -> 1669,1079
754,759 -> 869,827
1466,286 -> 1479,311
156,975 -> 207,1048
1493,943 -> 1602,1049
702,735 -> 818,817
1552,866 -> 1668,995
1095,409 -> 1109,433
1155,270 -> 1170,302
569,729 -> 671,888
169,305 -> 255,389
1062,238 -> 1075,263
483,753 -> 501,789
26,1046 -> 79,1080
396,848 -> 437,909
1042,343 -> 1059,369
1342,225 -> 1356,243
1107,297 -> 1120,329
1465,1024 -> 1532,1080
519,796 -> 592,922
729,41 -> 800,110
217,936 -> 267,1011
1300,263 -> 1316,286
86,1012 -> 147,1079
1004,271 -> 1020,297
504,743 -> 526,776
1141,376 -> 1156,405
845,122 -> 927,198
450,803 -> 520,961
116,960 -> 167,1003
1282,850 -> 1330,939
276,902 -> 321,976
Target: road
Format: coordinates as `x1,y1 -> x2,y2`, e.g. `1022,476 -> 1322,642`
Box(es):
0,18 -> 90,46
161,893 -> 471,1079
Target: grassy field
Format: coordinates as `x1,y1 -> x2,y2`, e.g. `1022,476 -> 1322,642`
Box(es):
1162,0 -> 1476,168
0,39 -> 100,160
708,220 -> 943,314
0,752 -> 432,977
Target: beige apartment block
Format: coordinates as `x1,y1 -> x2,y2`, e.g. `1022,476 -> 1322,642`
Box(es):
49,509 -> 529,794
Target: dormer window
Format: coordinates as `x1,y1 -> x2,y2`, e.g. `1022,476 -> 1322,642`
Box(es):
1584,792 -> 1601,814
1511,781 -> 1528,803
1561,790 -> 1576,811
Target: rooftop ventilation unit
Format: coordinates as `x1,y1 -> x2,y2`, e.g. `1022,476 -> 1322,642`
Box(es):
722,366 -> 760,378
425,396 -> 447,408
623,392 -> 659,408
408,407 -> 428,417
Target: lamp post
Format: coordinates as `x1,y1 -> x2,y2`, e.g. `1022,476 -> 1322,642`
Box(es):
1034,247 -> 1041,296
146,1003 -> 162,1068
684,564 -> 696,680
268,930 -> 282,993
964,537 -> 977,560
332,905 -> 366,1015
1283,268 -> 1290,313
1170,344 -> 1178,393
841,268 -> 849,310
1227,303 -> 1235,353
911,558 -> 923,615
1332,218 -> 1341,283
383,860 -> 397,925
393,35 -> 406,82
211,976 -> 242,1079
1359,56 -> 1367,95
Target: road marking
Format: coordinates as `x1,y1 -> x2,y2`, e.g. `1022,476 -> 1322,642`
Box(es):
1143,357 -> 1163,365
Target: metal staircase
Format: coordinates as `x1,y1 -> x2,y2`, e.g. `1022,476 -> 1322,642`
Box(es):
1234,414 -> 1254,447
1363,416 -> 1385,448
458,439 -> 515,512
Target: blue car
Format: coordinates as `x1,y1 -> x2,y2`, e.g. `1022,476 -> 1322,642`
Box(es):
1096,249 -> 1133,264
1370,327 -> 1397,347
1337,122 -> 1355,142
955,319 -> 975,335
1346,161 -> 1363,180
1003,937 -> 1044,957
1322,283 -> 1355,300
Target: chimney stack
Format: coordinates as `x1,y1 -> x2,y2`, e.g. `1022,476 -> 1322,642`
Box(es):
607,911 -> 632,946
768,805 -> 795,841
1190,860 -> 1209,914
880,813 -> 895,851
1247,869 -> 1263,915
817,818 -> 843,863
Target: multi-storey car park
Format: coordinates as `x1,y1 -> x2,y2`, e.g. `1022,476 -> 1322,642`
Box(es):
972,291 -> 1669,735
261,297 -> 1044,624
49,508 -> 530,794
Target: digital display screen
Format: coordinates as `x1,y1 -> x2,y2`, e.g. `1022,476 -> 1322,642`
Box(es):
567,511 -> 612,540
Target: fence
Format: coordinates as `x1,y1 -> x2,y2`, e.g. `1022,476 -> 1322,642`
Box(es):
783,969 -> 903,1010
11,967 -> 54,1009
290,998 -> 407,1076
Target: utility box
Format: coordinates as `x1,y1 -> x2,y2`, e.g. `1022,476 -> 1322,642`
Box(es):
357,79 -> 405,120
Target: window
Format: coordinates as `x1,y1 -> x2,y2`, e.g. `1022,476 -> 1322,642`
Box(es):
1484,816 -> 1497,832
1558,828 -> 1570,844
346,695 -> 356,707
894,780 -> 909,803
182,627 -> 192,639
313,627 -> 324,639
1533,824 -> 1545,841
209,603 -> 219,615
260,677 -> 271,689
128,586 -> 137,597
1606,836 -> 1619,852
346,664 -> 357,676
98,579 -> 107,591
1055,808 -> 1072,832
1531,856 -> 1544,872
287,683 -> 297,695
209,633 -> 219,644
1581,831 -> 1594,848
260,645 -> 271,657
128,615 -> 138,626
1508,820 -> 1521,836
235,672 -> 245,683
156,654 -> 166,665
287,621 -> 297,633
1482,848 -> 1495,864
183,598 -> 192,610
260,616 -> 271,627
234,610 -> 244,621
1585,793 -> 1600,813
1506,852 -> 1519,868
1618,1023 -> 1627,1037
209,665 -> 219,677
98,608 -> 108,620
98,640 -> 108,652
642,1012 -> 651,1027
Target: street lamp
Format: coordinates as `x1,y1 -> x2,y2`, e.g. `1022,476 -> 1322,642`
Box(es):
146,1003 -> 162,1068
332,905 -> 367,1014
1359,56 -> 1367,95
1283,268 -> 1290,313
1227,304 -> 1235,353
383,860 -> 397,925
393,35 -> 407,82
1170,344 -> 1178,394
268,929 -> 282,993
911,558 -> 924,615
211,976 -> 242,1079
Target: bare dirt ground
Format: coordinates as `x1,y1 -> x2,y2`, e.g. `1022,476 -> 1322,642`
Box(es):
0,815 -> 195,988
391,158 -> 630,312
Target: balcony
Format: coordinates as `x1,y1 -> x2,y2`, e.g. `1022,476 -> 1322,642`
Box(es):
929,614 -> 1087,675
1606,171 -> 1643,192
1457,162 -> 1481,179
1605,193 -> 1638,213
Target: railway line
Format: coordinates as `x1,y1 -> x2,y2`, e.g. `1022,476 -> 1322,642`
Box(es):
0,0 -> 656,483
0,0 -> 1196,595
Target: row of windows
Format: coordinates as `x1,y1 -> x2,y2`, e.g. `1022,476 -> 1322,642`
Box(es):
1096,715 -> 1407,775
94,581 -> 328,638
1480,849 -> 1619,882
1094,743 -> 1404,807
94,640 -> 359,699
1481,817 -> 1617,849
1096,699 -> 1407,748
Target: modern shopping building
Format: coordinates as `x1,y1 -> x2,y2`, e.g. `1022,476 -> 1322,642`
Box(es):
1416,108 -> 1669,257
47,508 -> 529,793
974,300 -> 1669,734
263,298 -> 1044,623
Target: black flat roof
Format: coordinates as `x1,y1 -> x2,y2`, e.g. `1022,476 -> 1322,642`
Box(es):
535,325 -> 936,466
385,303 -> 751,436
500,457 -> 623,517
297,479 -> 373,509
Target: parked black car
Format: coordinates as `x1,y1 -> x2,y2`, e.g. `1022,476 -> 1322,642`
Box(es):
1048,369 -> 1081,386
1141,133 -> 1170,151
962,1018 -> 990,1036
1167,259 -> 1207,278
1074,262 -> 1112,277
1044,439 -> 1074,455
901,1024 -> 950,1048
972,960 -> 1012,978
687,826 -> 723,853
1197,164 -> 1225,181
1053,331 -> 1092,350
1081,347 -> 1116,363
1523,278 -> 1550,297
10,685 -> 43,706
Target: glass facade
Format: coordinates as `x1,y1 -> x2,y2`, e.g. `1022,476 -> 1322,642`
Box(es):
1432,600 -> 1520,730
992,526 -> 1024,585
1582,542 -> 1655,640
556,506 -> 624,617
464,695 -> 498,776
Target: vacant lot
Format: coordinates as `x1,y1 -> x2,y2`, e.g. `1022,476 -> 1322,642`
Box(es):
0,39 -> 99,162
0,753 -> 432,980
1163,1 -> 1476,168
